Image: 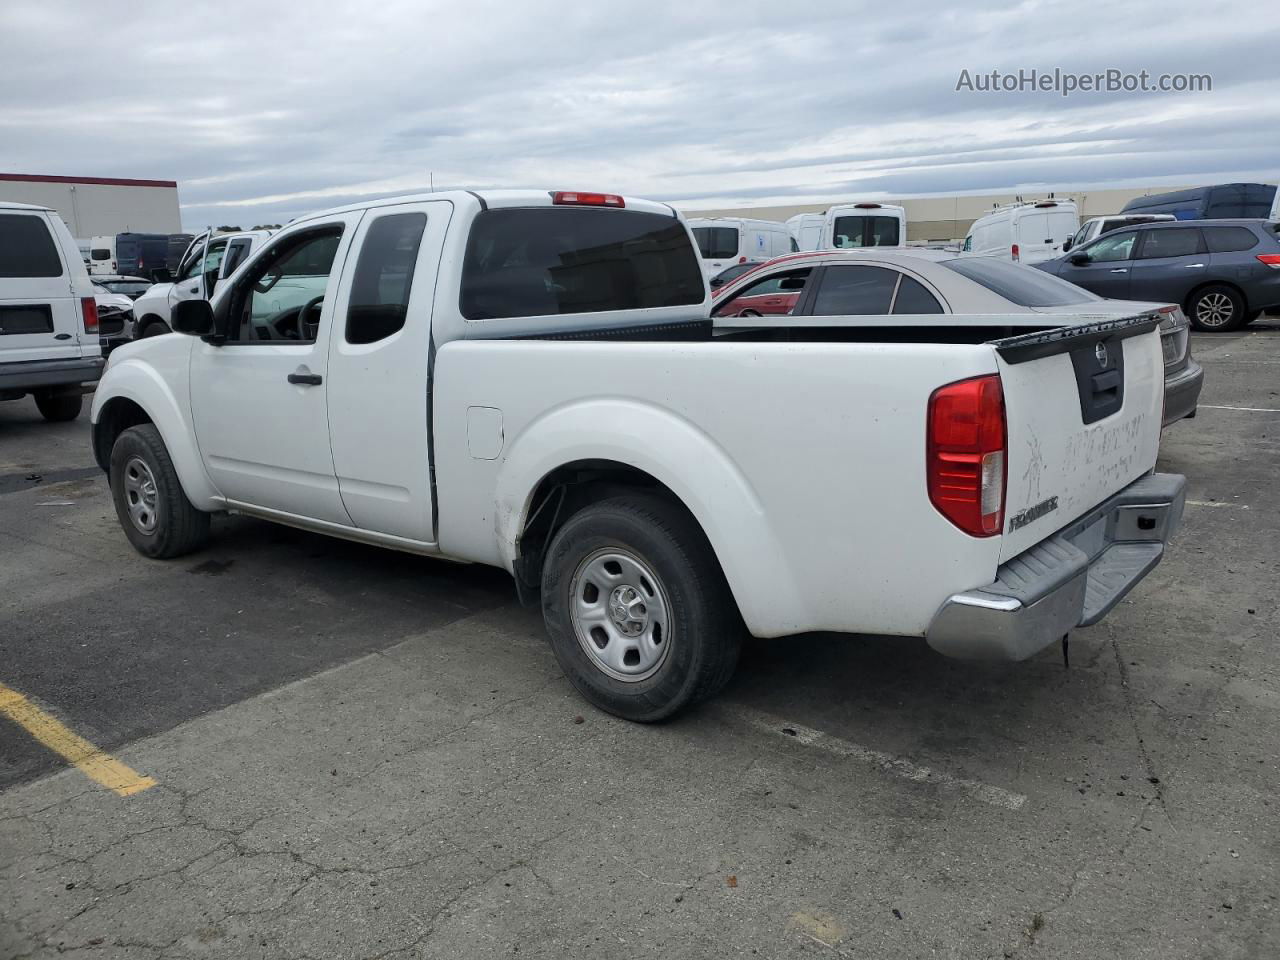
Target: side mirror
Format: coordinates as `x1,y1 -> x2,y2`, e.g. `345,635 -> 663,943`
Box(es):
1069,253 -> 1091,266
1062,238 -> 1073,252
172,299 -> 214,337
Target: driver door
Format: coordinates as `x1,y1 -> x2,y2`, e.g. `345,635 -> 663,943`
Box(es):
189,213 -> 363,524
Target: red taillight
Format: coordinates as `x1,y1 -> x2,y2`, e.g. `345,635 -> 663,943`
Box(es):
551,191 -> 624,208
1011,243 -> 1020,262
1257,254 -> 1280,269
80,296 -> 98,333
927,375 -> 1007,537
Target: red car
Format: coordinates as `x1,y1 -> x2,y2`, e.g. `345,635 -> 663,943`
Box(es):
710,253 -> 816,317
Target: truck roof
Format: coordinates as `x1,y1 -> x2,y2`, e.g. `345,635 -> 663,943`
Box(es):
290,189 -> 680,227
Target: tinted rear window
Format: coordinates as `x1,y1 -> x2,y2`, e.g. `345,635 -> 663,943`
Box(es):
692,226 -> 738,259
1203,226 -> 1259,253
1138,228 -> 1203,259
461,208 -> 704,321
832,215 -> 900,248
0,214 -> 63,278
942,257 -> 1101,307
810,265 -> 899,314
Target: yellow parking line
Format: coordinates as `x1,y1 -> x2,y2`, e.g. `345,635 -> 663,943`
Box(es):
0,682 -> 156,797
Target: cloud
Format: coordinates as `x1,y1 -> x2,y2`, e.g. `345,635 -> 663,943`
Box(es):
1,0 -> 1276,230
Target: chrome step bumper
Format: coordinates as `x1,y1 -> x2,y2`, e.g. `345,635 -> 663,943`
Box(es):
926,473 -> 1186,661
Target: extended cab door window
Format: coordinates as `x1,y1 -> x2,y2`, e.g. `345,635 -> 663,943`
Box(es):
345,212 -> 427,344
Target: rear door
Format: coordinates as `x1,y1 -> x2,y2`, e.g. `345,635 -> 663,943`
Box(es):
0,211 -> 83,363
1129,226 -> 1206,304
326,200 -> 451,542
995,318 -> 1164,559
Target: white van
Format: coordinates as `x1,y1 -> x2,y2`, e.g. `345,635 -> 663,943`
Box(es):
1,202 -> 103,420
88,234 -> 117,275
824,202 -> 907,249
1063,214 -> 1176,253
962,199 -> 1079,264
687,217 -> 794,279
786,213 -> 826,251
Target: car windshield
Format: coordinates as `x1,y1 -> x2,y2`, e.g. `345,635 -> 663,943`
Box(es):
941,257 -> 1101,307
99,279 -> 151,296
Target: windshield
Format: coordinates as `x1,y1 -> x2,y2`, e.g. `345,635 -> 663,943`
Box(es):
691,226 -> 738,260
941,257 -> 1101,307
98,278 -> 151,296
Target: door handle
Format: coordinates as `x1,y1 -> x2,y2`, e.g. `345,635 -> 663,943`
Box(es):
288,370 -> 322,386
1110,268 -> 1128,274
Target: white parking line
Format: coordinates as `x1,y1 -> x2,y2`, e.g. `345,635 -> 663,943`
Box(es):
721,704 -> 1027,811
1200,405 -> 1280,413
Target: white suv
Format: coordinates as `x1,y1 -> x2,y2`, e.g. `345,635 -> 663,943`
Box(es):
0,201 -> 102,421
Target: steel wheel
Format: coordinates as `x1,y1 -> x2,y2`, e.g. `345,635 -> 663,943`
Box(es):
123,456 -> 160,533
569,547 -> 672,682
1195,292 -> 1235,329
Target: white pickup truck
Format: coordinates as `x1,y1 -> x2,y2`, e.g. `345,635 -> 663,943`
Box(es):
91,189 -> 1186,721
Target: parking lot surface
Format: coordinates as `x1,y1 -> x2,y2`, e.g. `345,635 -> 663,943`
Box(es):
2,326 -> 1278,959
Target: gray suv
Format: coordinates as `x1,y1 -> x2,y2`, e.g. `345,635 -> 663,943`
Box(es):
1036,219 -> 1280,331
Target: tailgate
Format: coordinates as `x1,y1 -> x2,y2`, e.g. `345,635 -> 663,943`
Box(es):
994,314 -> 1165,561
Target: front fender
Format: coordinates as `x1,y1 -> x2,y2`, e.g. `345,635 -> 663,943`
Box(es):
492,398 -> 806,636
91,347 -> 220,507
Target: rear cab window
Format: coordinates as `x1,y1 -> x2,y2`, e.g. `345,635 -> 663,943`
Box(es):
460,208 -> 704,321
941,257 -> 1101,307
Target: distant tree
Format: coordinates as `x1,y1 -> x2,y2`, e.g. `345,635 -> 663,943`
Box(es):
215,225 -> 242,232
251,224 -> 282,230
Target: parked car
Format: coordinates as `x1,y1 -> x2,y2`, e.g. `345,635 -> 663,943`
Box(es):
687,217 -> 794,280
1036,219 -> 1280,331
707,260 -> 767,290
963,199 -> 1079,264
0,201 -> 102,420
786,213 -> 825,251
131,229 -> 270,338
92,188 -> 1184,721
711,249 -> 1202,426
91,279 -> 135,353
1063,214 -> 1176,253
1121,183 -> 1277,221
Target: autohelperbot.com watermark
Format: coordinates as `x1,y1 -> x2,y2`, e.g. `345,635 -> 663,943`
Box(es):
955,68 -> 1212,97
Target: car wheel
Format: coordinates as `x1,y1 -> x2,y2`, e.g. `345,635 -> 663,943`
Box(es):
33,390 -> 83,422
109,424 -> 210,558
138,318 -> 170,338
738,309 -> 763,317
541,495 -> 741,722
1188,285 -> 1245,331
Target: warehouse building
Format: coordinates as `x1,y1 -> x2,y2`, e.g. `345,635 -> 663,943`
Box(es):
678,184 -> 1216,244
0,172 -> 181,247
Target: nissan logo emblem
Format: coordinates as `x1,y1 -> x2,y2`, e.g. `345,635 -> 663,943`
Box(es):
1094,342 -> 1109,367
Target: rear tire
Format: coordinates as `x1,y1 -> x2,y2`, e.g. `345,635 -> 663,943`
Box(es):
34,390 -> 82,422
109,424 -> 210,558
541,495 -> 741,722
1187,285 -> 1245,331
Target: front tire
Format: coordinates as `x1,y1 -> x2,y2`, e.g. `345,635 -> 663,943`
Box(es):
1188,285 -> 1245,331
541,495 -> 741,722
109,424 -> 210,558
34,390 -> 82,422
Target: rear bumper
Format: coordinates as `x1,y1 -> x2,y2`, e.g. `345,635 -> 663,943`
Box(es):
1162,359 -> 1203,427
0,356 -> 105,394
927,473 -> 1186,661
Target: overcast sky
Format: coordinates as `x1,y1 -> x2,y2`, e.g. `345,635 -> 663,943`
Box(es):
3,1 -> 1277,231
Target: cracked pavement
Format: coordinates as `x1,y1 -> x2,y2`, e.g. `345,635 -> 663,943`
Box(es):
2,325 -> 1279,959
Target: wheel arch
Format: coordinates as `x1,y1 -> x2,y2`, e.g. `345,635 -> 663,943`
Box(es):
491,401 -> 807,635
90,360 -> 219,505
